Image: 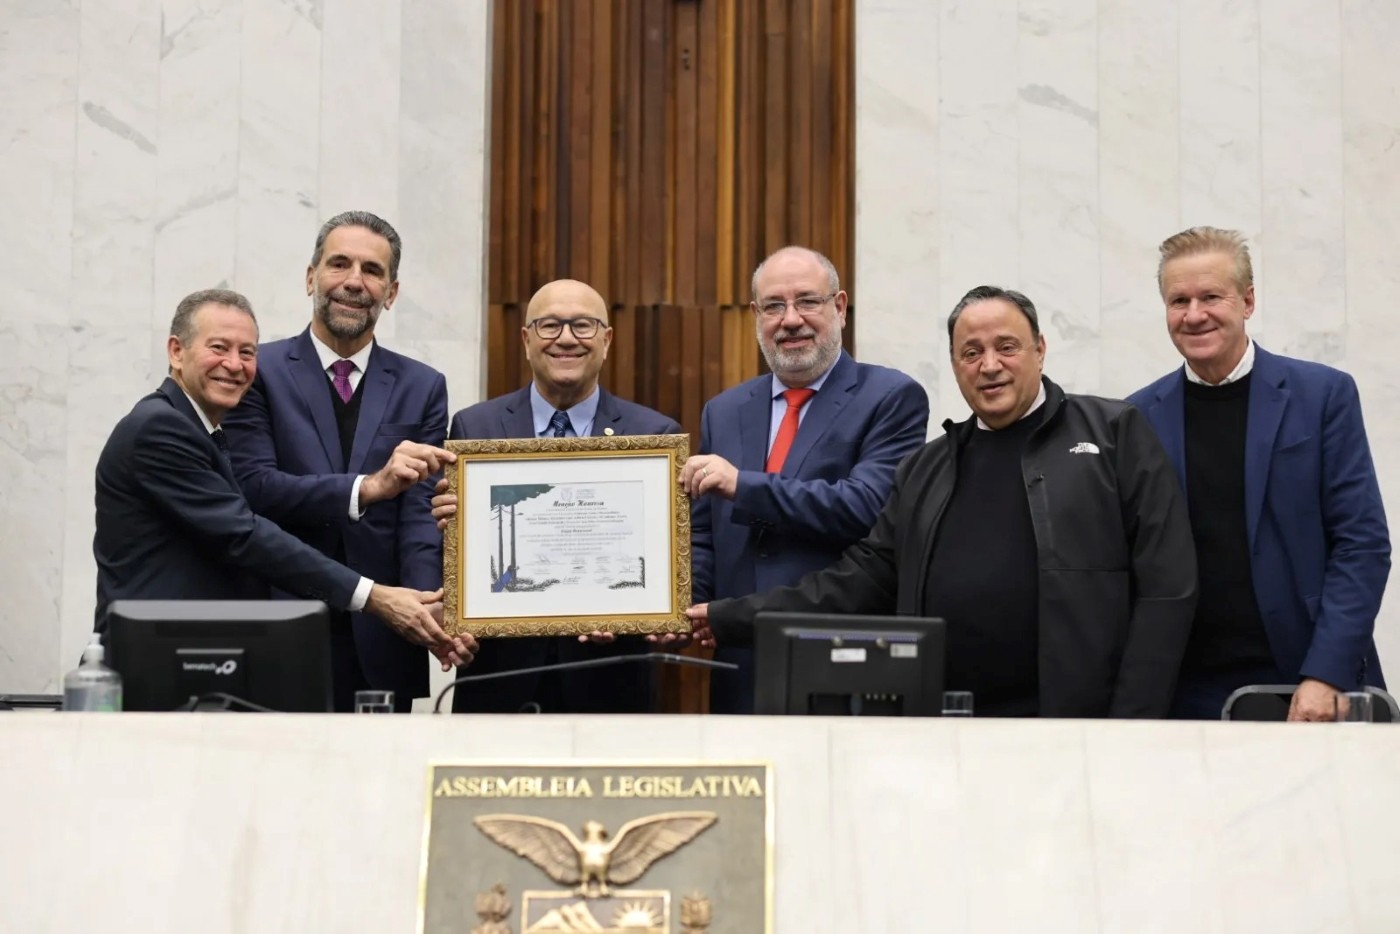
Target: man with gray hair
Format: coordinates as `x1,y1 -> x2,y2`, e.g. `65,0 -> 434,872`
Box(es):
93,289 -> 471,676
679,245 -> 929,713
1129,226 -> 1390,721
678,284 -> 1197,718
222,211 -> 461,712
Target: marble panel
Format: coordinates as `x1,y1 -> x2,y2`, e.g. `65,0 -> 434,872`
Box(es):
853,1 -> 941,417
1084,722 -> 1224,933
63,1 -> 162,678
153,0 -> 241,326
234,0 -> 323,340
935,0 -> 1019,424
0,1 -> 80,692
1203,725 -> 1357,931
1096,0 -> 1182,398
0,322 -> 69,692
1341,0 -> 1400,676
1177,0 -> 1263,337
825,720 -> 963,930
397,0 -> 491,357
317,0 -> 403,342
1259,0 -> 1346,358
953,721 -> 1101,930
1017,0 -> 1100,396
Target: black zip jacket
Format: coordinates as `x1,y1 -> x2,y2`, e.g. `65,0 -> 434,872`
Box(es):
709,377 -> 1199,718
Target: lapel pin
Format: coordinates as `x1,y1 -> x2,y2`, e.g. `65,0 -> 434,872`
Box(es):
604,427 -> 615,436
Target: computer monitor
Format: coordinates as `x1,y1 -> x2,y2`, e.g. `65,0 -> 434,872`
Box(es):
753,612 -> 946,716
103,600 -> 332,712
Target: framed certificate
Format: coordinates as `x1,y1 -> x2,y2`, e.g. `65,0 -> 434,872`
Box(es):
442,434 -> 692,637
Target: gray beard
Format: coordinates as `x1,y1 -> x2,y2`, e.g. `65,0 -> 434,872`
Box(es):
316,295 -> 378,341
760,333 -> 839,384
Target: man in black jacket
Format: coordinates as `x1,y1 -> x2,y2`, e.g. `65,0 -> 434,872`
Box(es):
682,286 -> 1198,717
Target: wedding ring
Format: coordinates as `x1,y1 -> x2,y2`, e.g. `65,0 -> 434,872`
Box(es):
700,467 -> 709,478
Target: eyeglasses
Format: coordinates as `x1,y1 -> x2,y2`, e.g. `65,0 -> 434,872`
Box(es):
756,292 -> 837,318
527,316 -> 606,340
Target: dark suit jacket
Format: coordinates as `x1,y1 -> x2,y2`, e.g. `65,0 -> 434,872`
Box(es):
1129,345 -> 1390,689
448,385 -> 682,713
221,329 -> 448,699
693,352 -> 930,712
94,379 -> 360,627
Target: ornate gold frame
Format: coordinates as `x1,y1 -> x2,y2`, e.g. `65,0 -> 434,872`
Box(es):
443,434 -> 692,637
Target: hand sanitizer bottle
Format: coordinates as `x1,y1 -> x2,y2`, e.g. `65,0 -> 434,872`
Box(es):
62,633 -> 122,712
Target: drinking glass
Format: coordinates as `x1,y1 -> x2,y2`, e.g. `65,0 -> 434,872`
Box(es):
1335,691 -> 1374,723
941,691 -> 974,717
355,689 -> 395,714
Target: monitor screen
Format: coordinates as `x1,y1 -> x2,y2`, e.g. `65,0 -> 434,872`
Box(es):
103,600 -> 332,712
753,612 -> 946,716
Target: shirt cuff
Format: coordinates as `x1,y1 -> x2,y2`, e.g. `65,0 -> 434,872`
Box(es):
349,576 -> 374,612
349,475 -> 367,521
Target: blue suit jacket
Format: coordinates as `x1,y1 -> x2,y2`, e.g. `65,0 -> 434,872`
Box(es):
94,379 -> 360,628
693,352 -> 930,604
1129,345 -> 1390,689
448,385 -> 682,713
222,329 -> 448,699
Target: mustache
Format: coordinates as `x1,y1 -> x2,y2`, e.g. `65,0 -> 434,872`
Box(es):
326,289 -> 372,309
775,328 -> 816,342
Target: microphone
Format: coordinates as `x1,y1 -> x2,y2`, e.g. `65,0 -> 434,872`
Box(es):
432,652 -> 738,714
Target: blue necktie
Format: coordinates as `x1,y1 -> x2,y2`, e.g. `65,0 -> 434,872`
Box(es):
547,410 -> 570,438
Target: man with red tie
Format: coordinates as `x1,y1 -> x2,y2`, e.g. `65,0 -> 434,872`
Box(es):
680,246 -> 930,713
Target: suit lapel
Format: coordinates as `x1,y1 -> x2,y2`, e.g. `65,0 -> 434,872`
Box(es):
1146,372 -> 1188,492
591,390 -> 623,436
501,386 -> 538,439
738,380 -> 773,470
287,330 -> 345,471
159,378 -> 239,486
781,353 -> 854,476
1245,346 -> 1288,549
348,343 -> 394,474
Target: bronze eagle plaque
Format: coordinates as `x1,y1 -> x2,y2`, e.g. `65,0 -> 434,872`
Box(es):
418,763 -> 772,933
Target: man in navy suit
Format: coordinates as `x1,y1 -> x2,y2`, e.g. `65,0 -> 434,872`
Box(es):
222,212 -> 462,712
94,289 -> 472,676
680,246 -> 930,713
432,279 -> 682,714
1129,226 -> 1390,721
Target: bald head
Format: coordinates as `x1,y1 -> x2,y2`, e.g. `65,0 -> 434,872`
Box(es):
525,279 -> 609,326
750,246 -> 840,299
521,278 -> 614,410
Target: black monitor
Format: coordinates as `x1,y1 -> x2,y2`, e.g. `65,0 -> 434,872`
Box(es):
104,600 -> 332,712
754,612 -> 946,716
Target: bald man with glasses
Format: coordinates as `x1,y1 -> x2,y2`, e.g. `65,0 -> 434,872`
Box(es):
432,278 -> 681,714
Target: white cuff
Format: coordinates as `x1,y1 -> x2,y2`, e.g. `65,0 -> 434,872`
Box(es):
349,576 -> 374,612
349,475 -> 367,521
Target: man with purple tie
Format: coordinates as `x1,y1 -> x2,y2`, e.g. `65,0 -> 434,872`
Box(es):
223,211 -> 463,712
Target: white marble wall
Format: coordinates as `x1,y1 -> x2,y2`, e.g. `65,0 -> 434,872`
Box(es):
856,0 -> 1400,674
0,0 -> 491,692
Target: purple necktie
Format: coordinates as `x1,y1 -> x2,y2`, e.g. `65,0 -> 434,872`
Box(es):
330,359 -> 356,404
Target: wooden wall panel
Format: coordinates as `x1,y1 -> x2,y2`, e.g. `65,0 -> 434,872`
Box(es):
486,0 -> 856,712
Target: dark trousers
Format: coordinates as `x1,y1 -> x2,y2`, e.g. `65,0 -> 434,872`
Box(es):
1170,663 -> 1287,720
330,612 -> 412,713
709,646 -> 755,714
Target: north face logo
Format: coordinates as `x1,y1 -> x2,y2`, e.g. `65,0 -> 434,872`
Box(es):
1069,442 -> 1100,455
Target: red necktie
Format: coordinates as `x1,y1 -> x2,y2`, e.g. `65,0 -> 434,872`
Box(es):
766,388 -> 816,473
